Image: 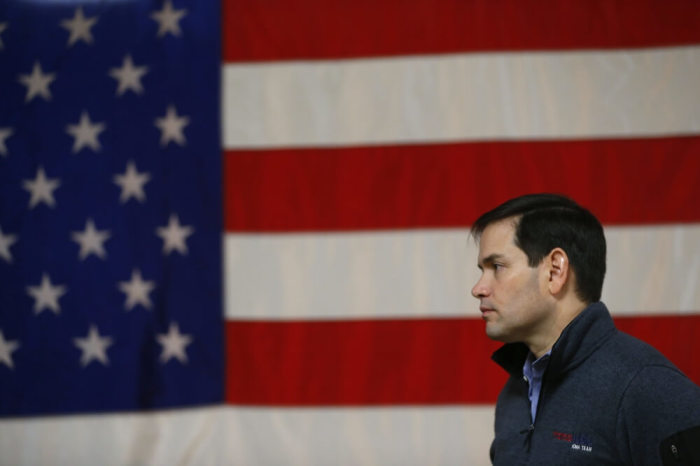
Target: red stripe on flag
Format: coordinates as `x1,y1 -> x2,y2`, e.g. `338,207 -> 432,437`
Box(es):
225,318 -> 506,405
223,0 -> 700,61
224,137 -> 700,231
225,315 -> 700,405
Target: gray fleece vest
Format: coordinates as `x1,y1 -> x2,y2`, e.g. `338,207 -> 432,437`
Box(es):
490,302 -> 700,465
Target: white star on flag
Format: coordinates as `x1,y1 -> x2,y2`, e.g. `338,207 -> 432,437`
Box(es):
60,7 -> 98,47
66,111 -> 106,153
155,105 -> 189,146
113,160 -> 150,203
0,22 -> 7,49
156,214 -> 194,255
73,325 -> 113,367
22,166 -> 60,209
17,61 -> 56,102
0,226 -> 18,263
156,322 -> 192,364
118,269 -> 156,311
0,330 -> 20,369
151,0 -> 188,37
71,218 -> 111,260
109,54 -> 149,96
26,274 -> 68,315
0,127 -> 14,156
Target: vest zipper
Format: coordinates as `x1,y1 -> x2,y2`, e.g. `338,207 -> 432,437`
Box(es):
520,424 -> 535,452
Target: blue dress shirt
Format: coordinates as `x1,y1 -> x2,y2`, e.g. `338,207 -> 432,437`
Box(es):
522,350 -> 551,423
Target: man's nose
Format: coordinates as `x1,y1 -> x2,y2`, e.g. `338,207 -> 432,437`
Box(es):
471,276 -> 490,299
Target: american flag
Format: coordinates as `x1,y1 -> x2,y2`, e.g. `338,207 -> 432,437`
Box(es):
2,1 -> 700,465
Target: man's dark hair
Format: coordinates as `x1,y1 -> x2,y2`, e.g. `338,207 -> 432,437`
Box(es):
471,193 -> 606,303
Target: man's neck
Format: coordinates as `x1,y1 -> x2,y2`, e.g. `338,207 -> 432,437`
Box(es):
527,300 -> 589,358
529,341 -> 554,360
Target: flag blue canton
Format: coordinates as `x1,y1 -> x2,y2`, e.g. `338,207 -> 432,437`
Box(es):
0,0 -> 223,416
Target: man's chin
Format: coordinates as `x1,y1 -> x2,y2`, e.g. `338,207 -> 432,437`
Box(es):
484,323 -> 515,343
485,324 -> 505,342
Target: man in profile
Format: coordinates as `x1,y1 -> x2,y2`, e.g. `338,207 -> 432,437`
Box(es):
470,193 -> 700,465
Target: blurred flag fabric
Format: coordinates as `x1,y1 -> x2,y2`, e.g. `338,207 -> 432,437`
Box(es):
1,1 -> 700,465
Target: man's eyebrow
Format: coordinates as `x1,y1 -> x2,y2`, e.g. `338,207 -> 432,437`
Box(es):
478,253 -> 504,268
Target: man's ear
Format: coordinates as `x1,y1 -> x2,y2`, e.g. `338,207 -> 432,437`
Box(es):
547,248 -> 570,295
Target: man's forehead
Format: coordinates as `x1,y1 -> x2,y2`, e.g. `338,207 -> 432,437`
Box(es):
476,219 -> 519,260
479,219 -> 517,245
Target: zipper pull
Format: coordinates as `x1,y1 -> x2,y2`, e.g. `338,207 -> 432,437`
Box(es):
520,424 -> 535,434
520,424 -> 535,452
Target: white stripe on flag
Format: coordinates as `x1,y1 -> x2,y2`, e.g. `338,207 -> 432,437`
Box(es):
0,406 -> 494,466
222,46 -> 700,148
224,224 -> 700,319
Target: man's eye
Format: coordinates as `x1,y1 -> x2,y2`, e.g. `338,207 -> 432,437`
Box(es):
494,263 -> 503,271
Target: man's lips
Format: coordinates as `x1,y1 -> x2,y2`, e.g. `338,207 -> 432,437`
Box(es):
479,306 -> 495,316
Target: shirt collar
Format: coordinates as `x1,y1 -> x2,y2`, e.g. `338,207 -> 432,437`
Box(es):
523,350 -> 551,380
